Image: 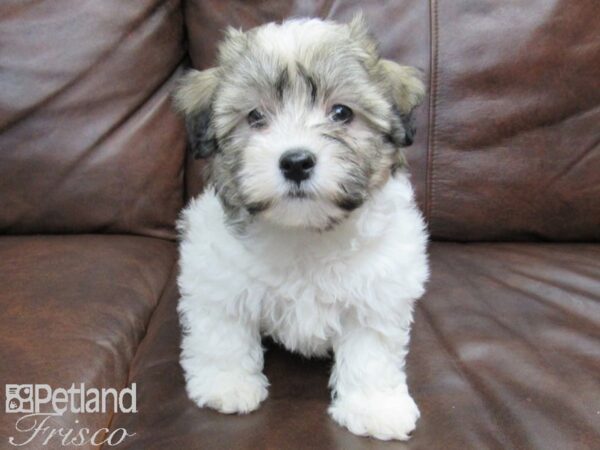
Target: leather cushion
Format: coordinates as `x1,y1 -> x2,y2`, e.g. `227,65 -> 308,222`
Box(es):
426,0 -> 600,240
0,0 -> 186,238
105,242 -> 600,449
0,235 -> 176,448
182,0 -> 600,241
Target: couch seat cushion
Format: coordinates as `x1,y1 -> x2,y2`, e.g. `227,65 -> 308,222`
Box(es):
0,235 -> 176,448
105,242 -> 600,449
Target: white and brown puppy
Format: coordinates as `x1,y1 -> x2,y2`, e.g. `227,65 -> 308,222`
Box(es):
175,16 -> 428,441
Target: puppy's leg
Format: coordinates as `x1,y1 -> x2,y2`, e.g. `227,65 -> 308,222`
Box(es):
328,319 -> 419,440
179,301 -> 268,414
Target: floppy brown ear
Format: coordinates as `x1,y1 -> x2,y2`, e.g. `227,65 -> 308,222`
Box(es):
174,68 -> 220,159
376,61 -> 425,146
376,61 -> 425,115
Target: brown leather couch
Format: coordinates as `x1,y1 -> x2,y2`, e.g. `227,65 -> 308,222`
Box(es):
1,1 -> 599,449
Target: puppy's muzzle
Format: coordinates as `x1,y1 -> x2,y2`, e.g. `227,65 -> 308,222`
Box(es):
279,149 -> 316,185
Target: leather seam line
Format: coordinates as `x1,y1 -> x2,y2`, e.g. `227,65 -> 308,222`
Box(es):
426,0 -> 439,225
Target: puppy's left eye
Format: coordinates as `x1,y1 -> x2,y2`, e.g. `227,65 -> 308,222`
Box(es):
247,109 -> 266,128
329,104 -> 353,124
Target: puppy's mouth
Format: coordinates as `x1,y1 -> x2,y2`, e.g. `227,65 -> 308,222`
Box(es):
285,185 -> 315,200
244,190 -> 313,216
284,185 -> 365,211
244,184 -> 365,225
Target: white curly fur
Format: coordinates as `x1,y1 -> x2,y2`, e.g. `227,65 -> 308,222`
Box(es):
177,172 -> 428,440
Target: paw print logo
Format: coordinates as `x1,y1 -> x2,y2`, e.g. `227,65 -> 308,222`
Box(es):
5,385 -> 34,413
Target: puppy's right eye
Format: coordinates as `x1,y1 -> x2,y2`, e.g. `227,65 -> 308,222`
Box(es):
329,104 -> 353,124
247,109 -> 266,128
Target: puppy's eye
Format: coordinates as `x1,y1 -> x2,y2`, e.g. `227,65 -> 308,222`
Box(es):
247,109 -> 266,128
329,104 -> 353,124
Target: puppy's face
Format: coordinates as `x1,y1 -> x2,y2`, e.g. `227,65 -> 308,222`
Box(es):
176,16 -> 424,231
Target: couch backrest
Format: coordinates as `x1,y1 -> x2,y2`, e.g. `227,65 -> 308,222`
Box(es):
184,0 -> 600,241
0,0 -> 186,239
425,0 -> 600,241
2,0 -> 598,241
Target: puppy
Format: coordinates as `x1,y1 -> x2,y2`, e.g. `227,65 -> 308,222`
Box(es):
175,16 -> 428,441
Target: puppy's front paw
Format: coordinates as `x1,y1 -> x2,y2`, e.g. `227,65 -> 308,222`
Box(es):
185,370 -> 269,414
328,388 -> 420,441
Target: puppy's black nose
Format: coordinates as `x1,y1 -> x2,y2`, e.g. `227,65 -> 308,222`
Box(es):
279,149 -> 316,185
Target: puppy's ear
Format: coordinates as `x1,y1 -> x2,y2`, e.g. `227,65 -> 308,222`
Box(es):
376,61 -> 425,146
174,68 -> 220,159
347,14 -> 425,146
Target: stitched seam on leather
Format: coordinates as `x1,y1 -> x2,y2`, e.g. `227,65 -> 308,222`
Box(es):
99,258 -> 178,450
426,0 -> 439,225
